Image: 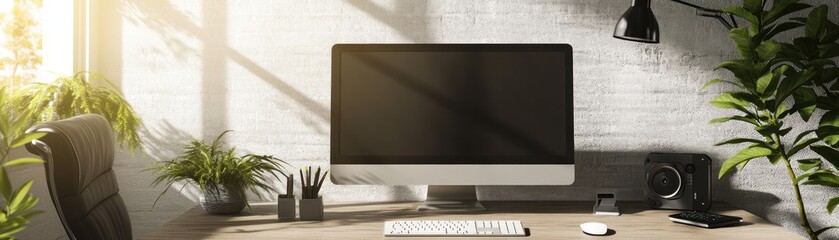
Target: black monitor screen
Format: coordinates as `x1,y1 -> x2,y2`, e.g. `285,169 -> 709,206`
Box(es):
332,44 -> 573,164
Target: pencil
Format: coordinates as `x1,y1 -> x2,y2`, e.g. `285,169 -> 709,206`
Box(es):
299,169 -> 305,198
286,175 -> 294,198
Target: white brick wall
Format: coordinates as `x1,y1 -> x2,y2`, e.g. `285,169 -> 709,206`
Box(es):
13,0 -> 839,239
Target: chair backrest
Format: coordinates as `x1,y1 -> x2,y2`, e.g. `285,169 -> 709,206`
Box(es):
25,114 -> 132,240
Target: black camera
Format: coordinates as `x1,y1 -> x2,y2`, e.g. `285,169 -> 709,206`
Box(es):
644,153 -> 711,211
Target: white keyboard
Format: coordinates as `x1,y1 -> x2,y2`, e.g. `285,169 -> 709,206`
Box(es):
384,220 -> 526,237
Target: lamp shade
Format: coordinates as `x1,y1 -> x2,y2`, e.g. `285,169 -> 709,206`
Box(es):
613,0 -> 659,43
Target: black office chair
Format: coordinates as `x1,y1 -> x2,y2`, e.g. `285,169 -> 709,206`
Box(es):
25,114 -> 133,240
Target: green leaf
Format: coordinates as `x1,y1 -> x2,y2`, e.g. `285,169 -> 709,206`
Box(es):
779,127 -> 793,136
765,1 -> 811,26
805,58 -> 835,69
765,22 -> 806,39
797,169 -> 833,182
0,168 -> 10,201
742,0 -> 762,15
716,60 -> 755,88
811,145 -> 839,168
767,154 -> 783,165
756,124 -> 781,137
798,158 -> 822,171
720,92 -> 763,110
819,111 -> 839,129
765,65 -> 788,99
791,87 -> 818,121
714,138 -> 766,146
719,145 -> 774,179
819,111 -> 839,147
794,130 -> 817,145
709,116 -> 759,126
778,43 -> 809,63
824,21 -> 839,43
816,68 -> 839,85
805,5 -> 828,39
10,132 -> 46,149
711,92 -> 753,109
795,38 -> 820,58
829,197 -> 839,214
818,126 -> 839,148
817,96 -> 839,110
789,138 -> 820,157
728,27 -> 754,59
700,78 -> 741,91
801,172 -> 839,187
756,40 -> 783,62
820,44 -> 839,60
778,68 -> 815,102
756,71 -> 775,96
776,104 -> 790,119
8,180 -> 34,211
2,158 -> 44,168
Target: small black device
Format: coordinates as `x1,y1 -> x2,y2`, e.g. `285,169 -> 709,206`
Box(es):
669,211 -> 743,228
644,153 -> 711,211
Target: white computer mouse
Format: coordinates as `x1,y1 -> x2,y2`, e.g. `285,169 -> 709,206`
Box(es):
580,222 -> 608,235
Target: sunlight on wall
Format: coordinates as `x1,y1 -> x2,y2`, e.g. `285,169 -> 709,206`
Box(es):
41,0 -> 74,80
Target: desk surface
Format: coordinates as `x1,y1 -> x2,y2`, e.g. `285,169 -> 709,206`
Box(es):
142,201 -> 799,239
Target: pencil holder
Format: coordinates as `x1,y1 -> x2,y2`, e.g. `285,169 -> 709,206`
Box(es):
299,196 -> 323,221
277,195 -> 296,222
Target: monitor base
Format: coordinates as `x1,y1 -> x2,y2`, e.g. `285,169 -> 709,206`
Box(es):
418,186 -> 485,211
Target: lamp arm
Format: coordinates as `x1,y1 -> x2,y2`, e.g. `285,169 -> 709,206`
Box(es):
670,0 -> 738,30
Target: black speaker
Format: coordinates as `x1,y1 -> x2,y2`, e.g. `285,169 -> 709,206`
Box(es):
644,153 -> 711,211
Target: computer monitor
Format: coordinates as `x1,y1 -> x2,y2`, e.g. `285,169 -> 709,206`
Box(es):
331,44 -> 574,211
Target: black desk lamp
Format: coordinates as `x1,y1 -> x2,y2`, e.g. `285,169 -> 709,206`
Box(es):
613,0 -> 738,43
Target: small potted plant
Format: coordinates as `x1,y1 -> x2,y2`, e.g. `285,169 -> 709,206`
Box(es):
149,130 -> 289,214
299,166 -> 328,221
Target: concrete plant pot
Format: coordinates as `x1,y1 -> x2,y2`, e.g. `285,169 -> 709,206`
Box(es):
299,196 -> 323,221
277,195 -> 296,221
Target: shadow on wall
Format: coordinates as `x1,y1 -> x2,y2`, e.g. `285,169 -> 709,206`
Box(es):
127,121 -> 201,228
480,151 -> 649,201
123,0 -> 330,126
345,0 -> 430,42
122,0 -> 433,204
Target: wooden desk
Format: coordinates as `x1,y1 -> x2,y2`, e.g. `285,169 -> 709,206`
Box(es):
142,201 -> 799,239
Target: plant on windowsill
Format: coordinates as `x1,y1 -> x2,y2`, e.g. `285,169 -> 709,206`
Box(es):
9,71 -> 144,153
0,87 -> 46,238
706,0 -> 839,239
149,130 -> 290,214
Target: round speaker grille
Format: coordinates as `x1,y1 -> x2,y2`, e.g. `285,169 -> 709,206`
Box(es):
648,164 -> 682,199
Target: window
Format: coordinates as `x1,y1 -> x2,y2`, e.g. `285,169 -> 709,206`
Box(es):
1,0 -> 91,90
0,0 -> 42,89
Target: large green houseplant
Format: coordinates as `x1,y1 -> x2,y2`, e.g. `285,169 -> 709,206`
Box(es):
9,72 -> 143,152
149,130 -> 289,214
0,88 -> 46,239
707,0 -> 839,238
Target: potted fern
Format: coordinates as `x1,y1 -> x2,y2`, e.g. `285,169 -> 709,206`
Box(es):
0,88 -> 46,238
707,0 -> 839,238
10,72 -> 143,152
150,130 -> 289,214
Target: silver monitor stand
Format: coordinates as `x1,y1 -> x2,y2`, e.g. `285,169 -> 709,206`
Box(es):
418,185 -> 485,211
